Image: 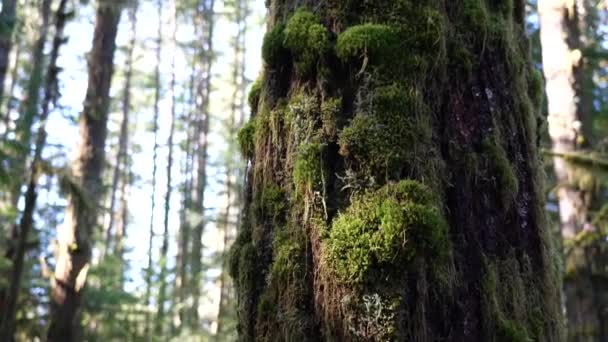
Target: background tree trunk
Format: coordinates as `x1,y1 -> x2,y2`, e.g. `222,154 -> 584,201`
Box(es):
0,0 -> 17,106
47,2 -> 123,340
230,1 -> 564,341
539,0 -> 607,340
0,0 -> 68,339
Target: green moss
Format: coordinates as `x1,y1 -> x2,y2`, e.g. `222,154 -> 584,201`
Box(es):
324,180 -> 449,284
259,184 -> 286,222
262,24 -> 289,66
336,24 -> 397,62
238,118 -> 256,158
338,84 -> 431,178
497,318 -> 531,342
526,68 -> 544,109
284,9 -> 330,75
482,137 -> 518,208
321,97 -> 341,138
460,0 -> 490,36
248,78 -> 263,114
294,142 -> 326,193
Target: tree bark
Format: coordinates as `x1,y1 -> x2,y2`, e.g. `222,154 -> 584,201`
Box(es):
0,0 -> 68,339
144,1 -> 162,337
189,0 -> 215,326
155,0 -> 177,333
47,2 -> 123,340
539,1 -> 607,340
231,1 -> 564,341
104,1 -> 138,258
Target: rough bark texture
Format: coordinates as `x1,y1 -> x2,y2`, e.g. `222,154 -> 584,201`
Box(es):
0,0 -> 68,339
539,1 -> 607,340
47,2 -> 123,341
230,1 -> 564,341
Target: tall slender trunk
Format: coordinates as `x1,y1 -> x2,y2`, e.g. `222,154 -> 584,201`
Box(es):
155,0 -> 177,334
0,0 -> 17,106
189,0 -> 215,325
8,0 -> 51,208
1,22 -> 20,136
231,1 -> 564,340
47,2 -> 123,340
216,0 -> 247,335
144,1 -> 163,337
173,65 -> 196,332
0,0 -> 68,339
104,2 -> 138,258
539,1 -> 606,340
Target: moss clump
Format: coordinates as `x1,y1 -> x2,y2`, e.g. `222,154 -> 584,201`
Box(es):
262,24 -> 289,66
320,97 -> 341,138
482,137 -> 518,208
259,184 -> 286,222
293,142 -> 326,193
526,68 -> 544,109
248,78 -> 263,114
284,9 -> 330,75
497,318 -> 530,342
339,84 -> 431,177
336,24 -> 397,62
460,0 -> 490,37
238,119 -> 256,158
324,180 -> 449,284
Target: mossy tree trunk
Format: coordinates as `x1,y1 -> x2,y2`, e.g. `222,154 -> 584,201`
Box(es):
47,2 -> 123,340
230,1 -> 564,341
539,1 -> 607,340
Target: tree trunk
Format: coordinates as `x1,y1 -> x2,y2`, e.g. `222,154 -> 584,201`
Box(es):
230,1 -> 564,341
155,0 -> 177,333
0,0 -> 68,339
47,2 -> 123,340
189,0 -> 215,325
0,0 -> 17,106
104,1 -> 138,258
8,0 -> 51,208
539,1 -> 606,340
173,65 -> 196,332
144,1 -> 163,337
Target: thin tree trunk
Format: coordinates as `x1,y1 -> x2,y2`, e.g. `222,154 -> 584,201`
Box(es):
8,0 -> 52,208
189,0 -> 215,325
155,0 -> 177,334
47,2 -> 123,340
216,0 -> 247,335
231,1 -> 564,341
173,64 -> 196,332
539,1 -> 606,340
144,1 -> 163,337
104,1 -> 138,258
1,23 -> 20,136
0,0 -> 68,339
0,0 -> 17,106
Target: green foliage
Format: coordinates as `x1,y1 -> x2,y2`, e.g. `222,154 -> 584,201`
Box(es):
284,9 -> 330,75
262,24 -> 288,66
324,180 -> 449,284
238,118 -> 256,158
336,24 -> 397,61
